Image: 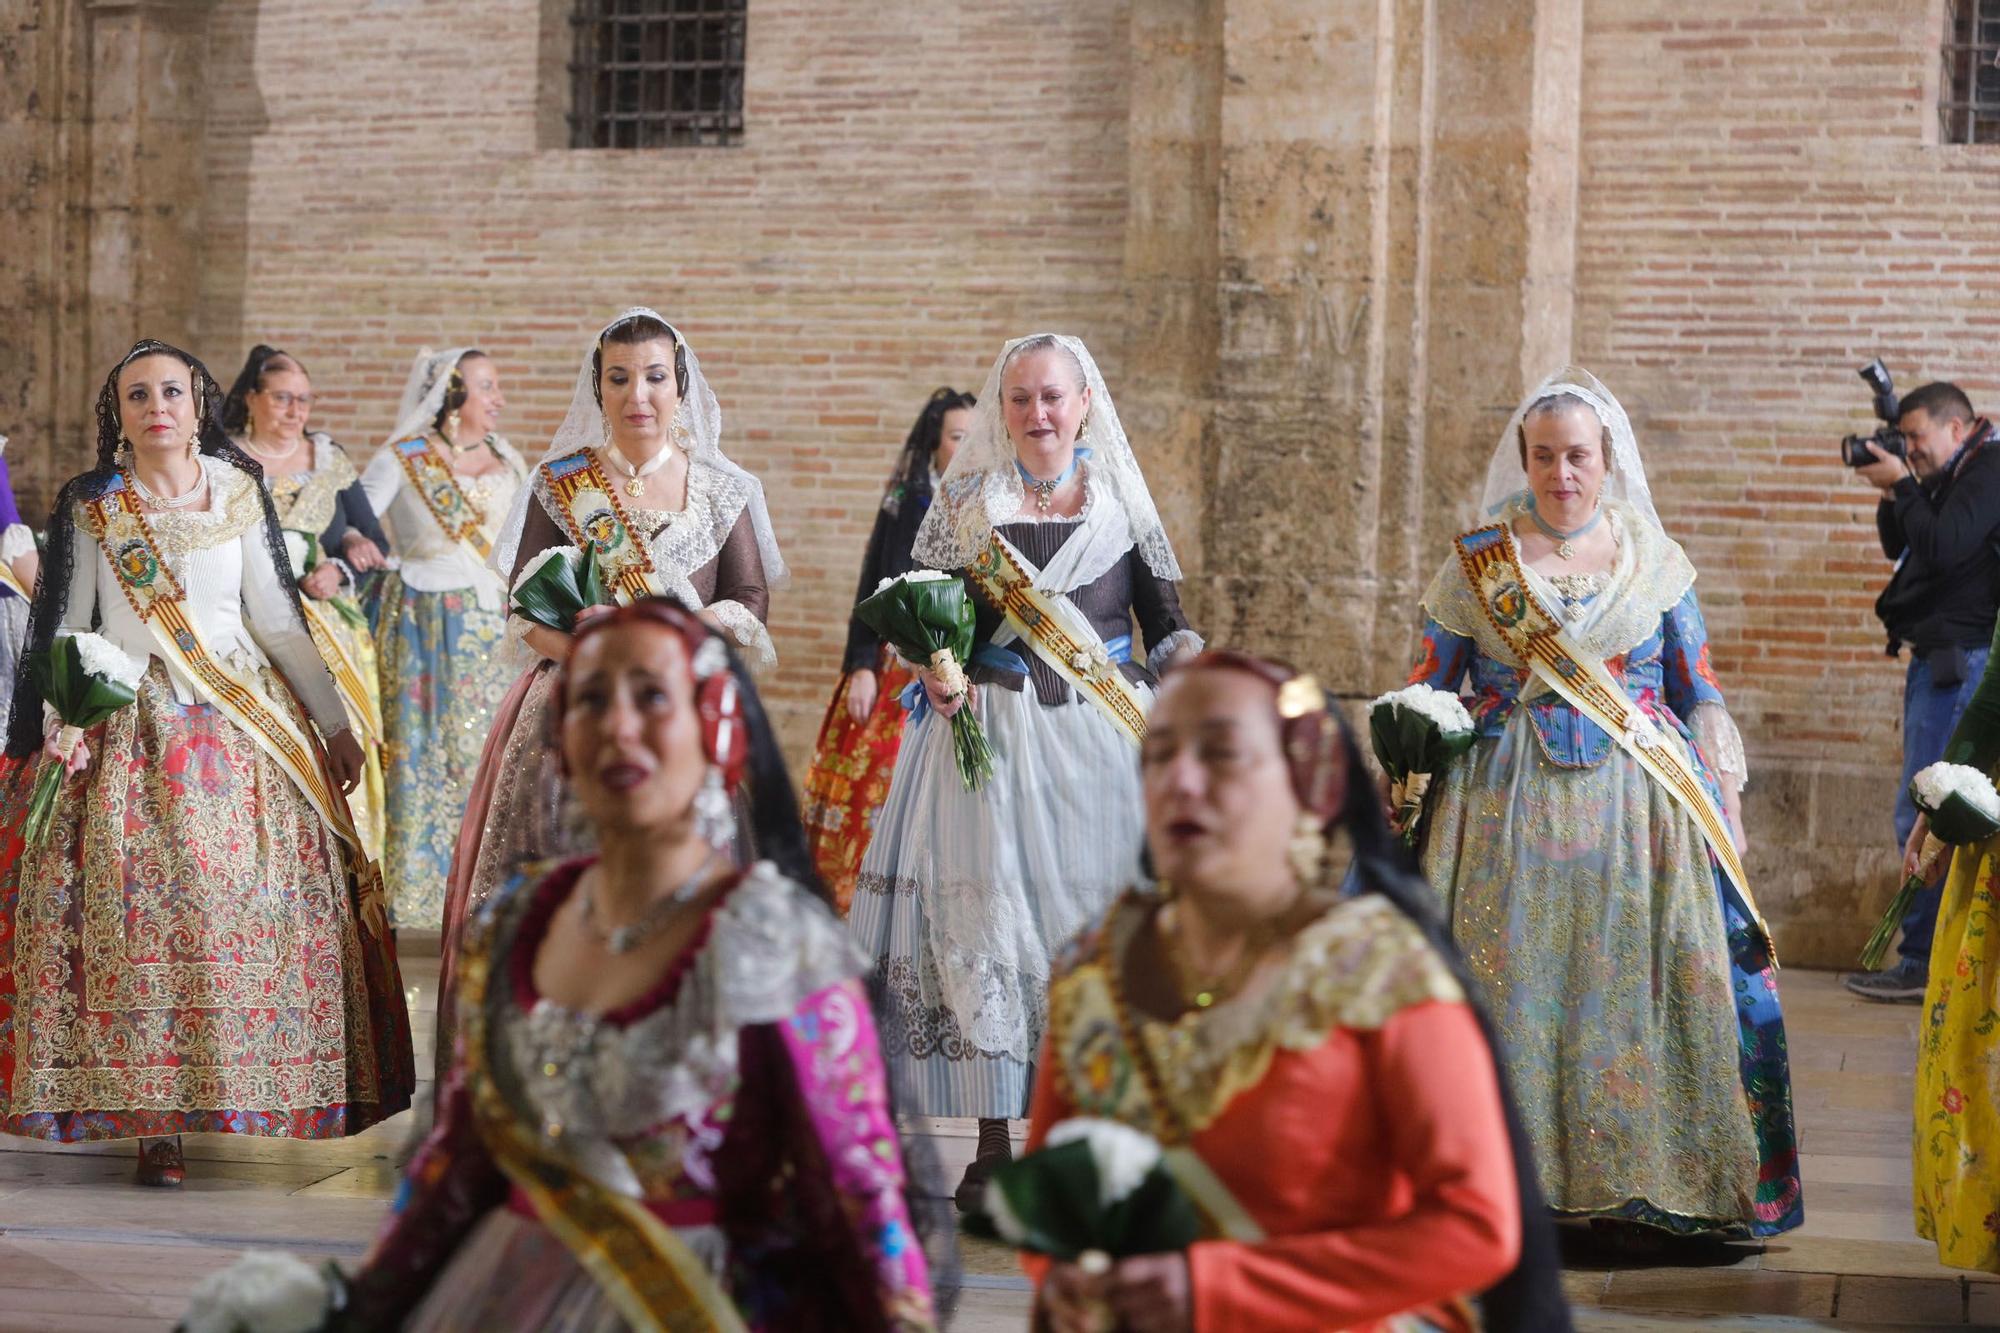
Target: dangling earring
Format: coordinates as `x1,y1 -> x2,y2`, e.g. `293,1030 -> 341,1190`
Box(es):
1074,411 -> 1091,448
692,766 -> 735,848
115,438 -> 133,469
445,409 -> 461,443
669,401 -> 693,453
1287,811 -> 1328,887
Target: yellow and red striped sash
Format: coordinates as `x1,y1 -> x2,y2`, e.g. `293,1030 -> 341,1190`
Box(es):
539,450 -> 667,604
299,598 -> 384,749
392,435 -> 492,559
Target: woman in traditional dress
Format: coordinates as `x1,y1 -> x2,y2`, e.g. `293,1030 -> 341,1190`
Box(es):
1904,620 -> 2000,1274
362,346 -> 528,929
0,434 -> 42,734
222,344 -> 393,858
431,309 -> 782,1080
1407,366 -> 1801,1238
1027,650 -> 1569,1333
848,333 -> 1201,1207
0,340 -> 413,1186
802,387 -> 975,912
325,600 -> 938,1330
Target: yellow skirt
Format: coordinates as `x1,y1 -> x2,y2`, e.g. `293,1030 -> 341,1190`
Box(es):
1914,836 -> 2000,1273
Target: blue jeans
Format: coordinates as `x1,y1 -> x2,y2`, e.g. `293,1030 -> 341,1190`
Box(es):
1894,646 -> 1990,970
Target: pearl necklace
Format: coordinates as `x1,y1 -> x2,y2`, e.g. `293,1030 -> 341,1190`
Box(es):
240,432 -> 303,464
130,461 -> 209,510
605,443 -> 675,499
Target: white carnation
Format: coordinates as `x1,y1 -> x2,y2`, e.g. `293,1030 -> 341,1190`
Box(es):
181,1251 -> 331,1333
280,531 -> 310,579
894,570 -> 952,584
1371,683 -> 1474,734
68,633 -> 145,690
1913,762 -> 2000,820
1045,1117 -> 1162,1208
511,544 -> 580,596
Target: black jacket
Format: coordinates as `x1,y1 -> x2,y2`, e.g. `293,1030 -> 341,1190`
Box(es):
1876,419 -> 2000,655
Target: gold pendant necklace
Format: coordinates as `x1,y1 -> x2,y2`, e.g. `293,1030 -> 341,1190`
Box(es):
607,443 -> 672,499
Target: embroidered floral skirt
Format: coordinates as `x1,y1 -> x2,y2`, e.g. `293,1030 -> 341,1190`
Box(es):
1420,710 -> 1802,1236
1914,836 -> 2000,1273
0,662 -> 413,1140
802,655 -> 915,915
849,685 -> 1144,1118
433,660 -> 581,1084
373,576 -> 512,929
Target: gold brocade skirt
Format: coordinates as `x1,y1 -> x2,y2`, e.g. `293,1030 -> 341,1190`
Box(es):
0,661 -> 414,1139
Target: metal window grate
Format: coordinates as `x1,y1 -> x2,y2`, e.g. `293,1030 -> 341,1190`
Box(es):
569,0 -> 746,149
1942,0 -> 2000,144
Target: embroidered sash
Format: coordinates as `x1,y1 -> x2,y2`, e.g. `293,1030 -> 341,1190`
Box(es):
80,476 -> 372,869
539,451 -> 667,604
391,436 -> 492,559
460,881 -> 748,1333
965,533 -> 1148,746
1452,524 -> 1773,957
299,598 -> 384,748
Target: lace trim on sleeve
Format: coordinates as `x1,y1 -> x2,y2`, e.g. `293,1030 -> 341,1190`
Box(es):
1689,701 -> 1747,791
1147,628 -> 1203,676
706,598 -> 775,673
1,524 -> 34,564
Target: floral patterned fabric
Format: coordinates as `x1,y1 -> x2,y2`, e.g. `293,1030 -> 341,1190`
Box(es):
0,661 -> 412,1140
1915,837 -> 2000,1273
345,858 -> 936,1330
372,573 -> 513,929
803,653 -> 915,914
1411,531 -> 1801,1238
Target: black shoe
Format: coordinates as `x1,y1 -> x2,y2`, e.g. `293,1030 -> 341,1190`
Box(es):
953,1144 -> 1012,1212
1843,961 -> 1926,1003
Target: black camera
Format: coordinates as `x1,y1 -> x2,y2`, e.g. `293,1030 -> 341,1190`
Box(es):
1841,358 -> 1907,466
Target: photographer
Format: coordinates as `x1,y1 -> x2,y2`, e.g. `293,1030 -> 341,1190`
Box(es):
1850,381 -> 2000,1001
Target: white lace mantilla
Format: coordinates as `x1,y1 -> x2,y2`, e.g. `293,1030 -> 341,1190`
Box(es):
501,862 -> 866,1196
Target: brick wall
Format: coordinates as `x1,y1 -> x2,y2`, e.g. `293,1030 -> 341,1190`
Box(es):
1569,1 -> 1984,959
192,0 -> 1131,753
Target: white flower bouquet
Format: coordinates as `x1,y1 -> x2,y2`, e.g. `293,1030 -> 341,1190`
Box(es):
20,633 -> 146,846
509,543 -> 608,633
1860,761 -> 2000,970
176,1250 -> 345,1333
1369,683 -> 1477,847
853,569 -> 994,790
961,1117 -> 1200,1271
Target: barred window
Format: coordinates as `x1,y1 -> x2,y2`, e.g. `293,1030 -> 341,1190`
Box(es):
1942,0 -> 2000,144
569,0 -> 746,149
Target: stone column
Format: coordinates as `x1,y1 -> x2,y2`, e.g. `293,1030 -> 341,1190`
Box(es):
1143,0 -> 1584,692
84,0 -> 219,372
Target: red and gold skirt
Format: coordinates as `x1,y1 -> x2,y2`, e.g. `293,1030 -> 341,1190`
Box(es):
0,662 -> 413,1140
801,654 -> 914,914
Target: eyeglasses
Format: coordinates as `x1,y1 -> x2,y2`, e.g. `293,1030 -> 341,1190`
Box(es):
258,391 -> 313,410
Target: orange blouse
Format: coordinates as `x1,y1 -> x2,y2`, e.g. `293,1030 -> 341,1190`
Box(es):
1023,893 -> 1522,1332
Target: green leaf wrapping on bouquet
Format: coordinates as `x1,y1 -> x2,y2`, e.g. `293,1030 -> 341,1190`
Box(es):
960,1138 -> 1202,1260
853,574 -> 995,790
1368,698 -> 1476,781
1924,789 -> 2000,847
20,636 -> 144,847
510,544 -> 607,633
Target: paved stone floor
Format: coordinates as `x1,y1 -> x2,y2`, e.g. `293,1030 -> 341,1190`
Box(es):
0,963 -> 1991,1331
